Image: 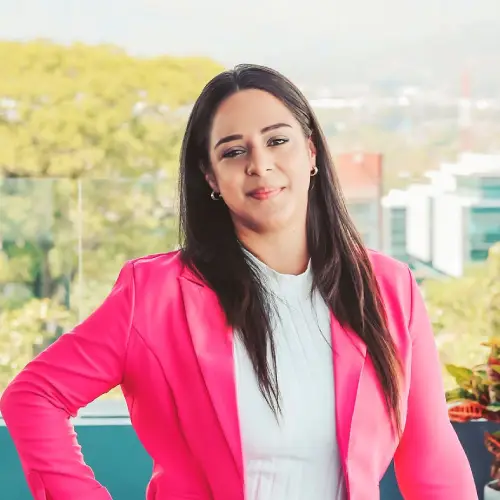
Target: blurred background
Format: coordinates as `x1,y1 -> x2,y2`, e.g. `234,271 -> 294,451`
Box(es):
1,0 -> 500,498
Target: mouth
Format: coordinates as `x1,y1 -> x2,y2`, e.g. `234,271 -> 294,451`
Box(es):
247,187 -> 284,201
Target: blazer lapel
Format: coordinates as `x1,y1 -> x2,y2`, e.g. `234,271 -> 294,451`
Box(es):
331,312 -> 367,494
179,270 -> 244,482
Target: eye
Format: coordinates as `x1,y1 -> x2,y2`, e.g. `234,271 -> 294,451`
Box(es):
268,137 -> 289,147
222,148 -> 245,159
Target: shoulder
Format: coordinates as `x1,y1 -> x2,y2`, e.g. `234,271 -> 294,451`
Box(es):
125,250 -> 185,289
128,250 -> 183,272
368,250 -> 411,292
367,249 -> 415,325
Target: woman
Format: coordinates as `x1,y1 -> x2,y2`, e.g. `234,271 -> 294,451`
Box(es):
1,64 -> 476,500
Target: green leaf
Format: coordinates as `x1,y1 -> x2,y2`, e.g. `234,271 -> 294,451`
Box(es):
445,364 -> 474,385
445,388 -> 474,402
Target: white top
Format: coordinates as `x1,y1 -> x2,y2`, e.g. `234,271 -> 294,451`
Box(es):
233,251 -> 346,500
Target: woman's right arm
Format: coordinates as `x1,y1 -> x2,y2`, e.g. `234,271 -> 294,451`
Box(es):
0,261 -> 136,500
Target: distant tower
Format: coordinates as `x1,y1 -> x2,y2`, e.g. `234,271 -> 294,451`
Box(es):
458,68 -> 472,152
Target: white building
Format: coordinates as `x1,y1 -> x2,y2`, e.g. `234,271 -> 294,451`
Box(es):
381,189 -> 409,263
405,153 -> 500,277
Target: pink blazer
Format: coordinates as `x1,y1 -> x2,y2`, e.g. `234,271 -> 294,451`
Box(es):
0,250 -> 477,500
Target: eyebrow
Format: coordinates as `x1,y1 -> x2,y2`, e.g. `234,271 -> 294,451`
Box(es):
213,122 -> 292,150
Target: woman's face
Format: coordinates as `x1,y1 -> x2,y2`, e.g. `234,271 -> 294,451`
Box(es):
206,89 -> 316,234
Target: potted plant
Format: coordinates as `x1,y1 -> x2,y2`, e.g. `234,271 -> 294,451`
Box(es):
446,338 -> 500,499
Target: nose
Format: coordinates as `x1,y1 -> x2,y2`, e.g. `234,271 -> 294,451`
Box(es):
246,145 -> 274,176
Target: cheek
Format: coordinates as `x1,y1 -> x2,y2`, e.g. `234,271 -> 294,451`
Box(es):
281,143 -> 313,175
214,167 -> 246,200
285,155 -> 312,189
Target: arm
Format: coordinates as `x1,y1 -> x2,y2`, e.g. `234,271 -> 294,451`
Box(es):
394,268 -> 478,500
0,262 -> 136,500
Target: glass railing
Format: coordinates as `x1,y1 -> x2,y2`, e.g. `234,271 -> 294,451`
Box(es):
0,177 -> 177,398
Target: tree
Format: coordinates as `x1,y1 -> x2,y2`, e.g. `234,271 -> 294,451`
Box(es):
424,243 -> 500,388
0,299 -> 74,392
0,40 -> 220,178
0,40 -> 222,391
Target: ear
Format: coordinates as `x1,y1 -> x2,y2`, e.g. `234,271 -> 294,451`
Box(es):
204,170 -> 219,193
307,136 -> 317,167
200,161 -> 220,193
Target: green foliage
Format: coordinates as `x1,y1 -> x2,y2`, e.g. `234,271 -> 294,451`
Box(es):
0,40 -> 222,393
445,359 -> 494,408
0,298 -> 74,392
441,247 -> 500,482
424,243 -> 500,389
0,40 -> 221,178
445,335 -> 500,445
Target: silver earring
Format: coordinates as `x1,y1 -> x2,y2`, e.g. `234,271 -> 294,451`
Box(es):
210,191 -> 222,201
310,165 -> 319,177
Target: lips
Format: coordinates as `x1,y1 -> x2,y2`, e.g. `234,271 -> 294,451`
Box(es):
247,187 -> 284,200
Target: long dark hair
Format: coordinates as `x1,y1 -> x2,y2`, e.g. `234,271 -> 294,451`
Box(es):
179,64 -> 402,432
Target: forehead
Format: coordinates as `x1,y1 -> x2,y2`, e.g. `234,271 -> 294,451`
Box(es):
210,89 -> 299,142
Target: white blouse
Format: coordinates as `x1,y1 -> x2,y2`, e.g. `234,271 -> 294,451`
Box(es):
233,251 -> 346,500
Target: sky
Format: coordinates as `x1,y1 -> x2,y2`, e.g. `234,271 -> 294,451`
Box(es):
1,0 -> 499,60
1,0 -> 499,87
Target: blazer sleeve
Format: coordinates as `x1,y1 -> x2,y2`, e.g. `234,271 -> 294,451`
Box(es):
0,261 -> 136,500
393,268 -> 478,500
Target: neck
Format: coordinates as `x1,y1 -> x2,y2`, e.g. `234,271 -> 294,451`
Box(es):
237,225 -> 309,276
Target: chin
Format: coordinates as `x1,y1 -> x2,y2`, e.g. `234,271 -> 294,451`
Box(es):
232,203 -> 300,234
250,212 -> 294,233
